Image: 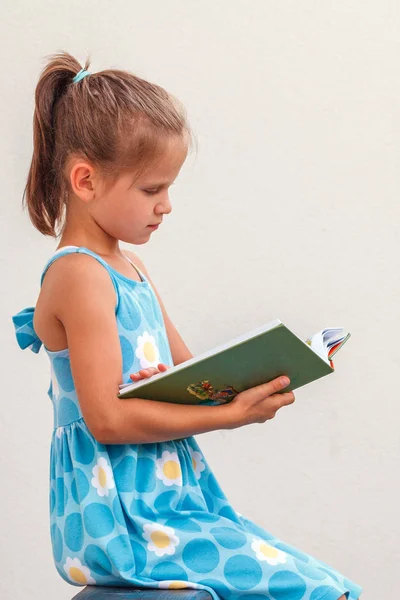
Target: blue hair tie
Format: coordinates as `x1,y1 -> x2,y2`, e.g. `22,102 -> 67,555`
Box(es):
72,68 -> 91,84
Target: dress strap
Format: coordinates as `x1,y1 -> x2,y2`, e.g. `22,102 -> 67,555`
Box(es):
40,246 -> 121,311
123,254 -> 146,282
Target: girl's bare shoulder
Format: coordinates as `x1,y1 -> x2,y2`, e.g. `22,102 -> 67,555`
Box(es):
34,253 -> 115,352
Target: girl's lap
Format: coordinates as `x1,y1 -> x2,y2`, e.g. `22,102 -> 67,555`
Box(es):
237,514 -> 361,599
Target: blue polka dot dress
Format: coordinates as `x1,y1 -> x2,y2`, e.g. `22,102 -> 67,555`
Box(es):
12,246 -> 362,600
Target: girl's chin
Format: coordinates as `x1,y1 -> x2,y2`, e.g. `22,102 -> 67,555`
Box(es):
118,230 -> 151,244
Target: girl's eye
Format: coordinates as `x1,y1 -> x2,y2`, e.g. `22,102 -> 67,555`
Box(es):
143,183 -> 175,196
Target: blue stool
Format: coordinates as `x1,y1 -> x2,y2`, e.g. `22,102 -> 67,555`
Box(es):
72,587 -> 213,599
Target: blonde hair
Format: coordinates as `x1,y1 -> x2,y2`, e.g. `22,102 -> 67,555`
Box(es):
23,50 -> 195,237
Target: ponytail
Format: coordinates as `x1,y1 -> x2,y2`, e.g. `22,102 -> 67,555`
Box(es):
24,52 -> 88,236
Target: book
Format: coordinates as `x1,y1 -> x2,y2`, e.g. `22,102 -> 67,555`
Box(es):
118,319 -> 351,405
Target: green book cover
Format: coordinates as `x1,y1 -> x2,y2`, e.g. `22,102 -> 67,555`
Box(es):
118,319 -> 345,405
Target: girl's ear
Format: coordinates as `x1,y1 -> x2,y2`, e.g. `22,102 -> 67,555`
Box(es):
69,160 -> 96,203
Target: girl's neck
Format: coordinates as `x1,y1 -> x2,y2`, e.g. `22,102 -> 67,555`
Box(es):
58,222 -> 121,258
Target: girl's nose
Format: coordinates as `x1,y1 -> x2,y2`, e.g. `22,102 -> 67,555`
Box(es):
156,194 -> 172,215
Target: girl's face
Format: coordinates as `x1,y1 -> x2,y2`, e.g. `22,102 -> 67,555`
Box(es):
90,135 -> 188,245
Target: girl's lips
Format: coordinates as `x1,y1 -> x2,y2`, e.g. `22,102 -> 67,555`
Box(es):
148,224 -> 159,229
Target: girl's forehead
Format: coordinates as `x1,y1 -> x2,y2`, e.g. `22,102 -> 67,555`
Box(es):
139,137 -> 188,183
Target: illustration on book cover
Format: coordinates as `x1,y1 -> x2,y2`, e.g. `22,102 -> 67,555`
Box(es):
187,380 -> 240,403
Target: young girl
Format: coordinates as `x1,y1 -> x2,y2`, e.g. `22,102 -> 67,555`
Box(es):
12,52 -> 362,600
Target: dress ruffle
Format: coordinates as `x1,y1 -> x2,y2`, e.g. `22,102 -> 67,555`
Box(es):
11,306 -> 43,354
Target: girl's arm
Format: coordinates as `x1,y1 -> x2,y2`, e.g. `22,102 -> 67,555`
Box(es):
50,253 -> 239,444
100,396 -> 237,444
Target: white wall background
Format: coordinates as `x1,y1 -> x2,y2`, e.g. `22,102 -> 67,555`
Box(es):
1,1 -> 399,598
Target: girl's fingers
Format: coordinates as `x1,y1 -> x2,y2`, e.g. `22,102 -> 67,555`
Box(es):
130,367 -> 158,380
130,370 -> 148,380
139,368 -> 157,377
130,365 -> 170,381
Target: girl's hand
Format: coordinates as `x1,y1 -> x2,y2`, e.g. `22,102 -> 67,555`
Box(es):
228,375 -> 295,427
130,363 -> 170,382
